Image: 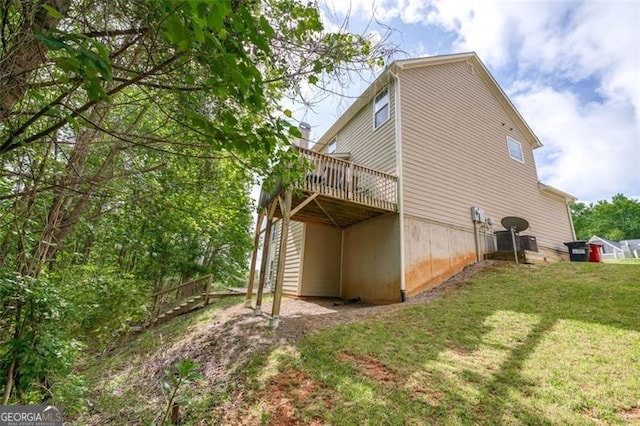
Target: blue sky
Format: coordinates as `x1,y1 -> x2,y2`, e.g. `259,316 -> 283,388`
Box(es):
289,0 -> 640,204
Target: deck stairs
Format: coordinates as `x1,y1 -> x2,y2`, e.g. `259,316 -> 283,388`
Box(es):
150,293 -> 207,326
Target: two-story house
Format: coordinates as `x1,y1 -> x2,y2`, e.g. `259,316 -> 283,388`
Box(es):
246,52 -> 576,327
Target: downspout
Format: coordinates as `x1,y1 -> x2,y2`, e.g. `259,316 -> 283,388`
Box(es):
473,220 -> 480,262
389,67 -> 406,302
339,230 -> 344,297
566,200 -> 576,240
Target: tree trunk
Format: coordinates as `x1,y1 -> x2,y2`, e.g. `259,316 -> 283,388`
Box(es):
0,0 -> 72,122
23,106 -> 115,276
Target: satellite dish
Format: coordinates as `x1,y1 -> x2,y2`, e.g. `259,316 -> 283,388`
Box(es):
500,216 -> 529,266
501,216 -> 529,233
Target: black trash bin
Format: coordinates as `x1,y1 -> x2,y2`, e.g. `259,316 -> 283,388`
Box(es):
564,241 -> 590,261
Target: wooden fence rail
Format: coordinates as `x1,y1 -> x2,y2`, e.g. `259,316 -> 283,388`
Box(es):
150,274 -> 212,320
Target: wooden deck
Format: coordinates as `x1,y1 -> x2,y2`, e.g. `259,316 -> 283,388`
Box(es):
258,146 -> 398,228
247,145 -> 399,328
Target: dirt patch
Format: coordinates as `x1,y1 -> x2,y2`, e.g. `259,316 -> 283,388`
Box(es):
621,407 -> 640,421
81,261 -> 496,424
337,351 -> 396,384
276,261 -> 497,343
407,260 -> 497,304
236,367 -> 330,426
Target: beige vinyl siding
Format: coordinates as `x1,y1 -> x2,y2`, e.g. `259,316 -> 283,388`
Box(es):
330,81 -> 397,174
268,220 -> 304,295
300,223 -> 341,297
282,221 -> 304,294
400,61 -> 573,251
342,214 -> 401,304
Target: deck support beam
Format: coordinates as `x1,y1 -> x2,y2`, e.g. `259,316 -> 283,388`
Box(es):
290,192 -> 318,218
255,200 -> 277,315
269,190 -> 292,328
313,198 -> 341,229
245,211 -> 265,307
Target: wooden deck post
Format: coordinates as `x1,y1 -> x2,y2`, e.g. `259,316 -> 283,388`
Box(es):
204,274 -> 212,306
255,199 -> 277,315
269,190 -> 292,328
245,211 -> 265,307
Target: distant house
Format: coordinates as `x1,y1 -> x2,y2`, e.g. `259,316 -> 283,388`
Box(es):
588,236 -> 624,259
622,240 -> 640,257
590,236 -> 640,259
248,52 -> 578,325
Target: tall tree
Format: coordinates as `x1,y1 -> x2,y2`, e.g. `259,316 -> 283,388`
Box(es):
570,194 -> 640,240
0,0 -> 394,404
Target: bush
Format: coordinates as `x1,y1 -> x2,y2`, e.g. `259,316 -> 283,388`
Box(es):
0,270 -> 83,404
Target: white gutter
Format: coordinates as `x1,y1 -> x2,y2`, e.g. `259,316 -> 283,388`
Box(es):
566,202 -> 576,240
389,67 -> 406,302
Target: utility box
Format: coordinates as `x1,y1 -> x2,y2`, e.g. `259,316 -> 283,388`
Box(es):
496,230 -> 520,252
520,235 -> 538,252
470,206 -> 486,223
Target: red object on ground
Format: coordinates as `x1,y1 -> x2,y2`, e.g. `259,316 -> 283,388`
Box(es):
589,244 -> 602,262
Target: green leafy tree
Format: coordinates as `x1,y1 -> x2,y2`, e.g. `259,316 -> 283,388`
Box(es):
0,0 -> 394,405
570,194 -> 640,240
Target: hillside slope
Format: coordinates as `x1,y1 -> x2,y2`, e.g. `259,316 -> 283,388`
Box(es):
74,262 -> 640,425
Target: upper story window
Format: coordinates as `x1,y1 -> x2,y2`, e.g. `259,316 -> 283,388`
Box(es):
374,87 -> 389,129
327,137 -> 337,153
507,136 -> 524,163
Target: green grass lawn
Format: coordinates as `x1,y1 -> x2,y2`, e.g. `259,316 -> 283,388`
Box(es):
603,258 -> 640,265
240,262 -> 640,425
76,263 -> 639,425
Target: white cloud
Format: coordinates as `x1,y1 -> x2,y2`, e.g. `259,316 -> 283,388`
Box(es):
319,0 -> 640,202
422,1 -> 640,202
514,86 -> 639,203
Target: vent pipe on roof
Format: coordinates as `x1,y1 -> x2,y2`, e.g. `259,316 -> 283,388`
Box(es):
295,122 -> 311,149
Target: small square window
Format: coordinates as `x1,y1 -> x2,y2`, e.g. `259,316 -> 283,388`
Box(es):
374,88 -> 389,128
507,136 -> 524,163
327,137 -> 337,153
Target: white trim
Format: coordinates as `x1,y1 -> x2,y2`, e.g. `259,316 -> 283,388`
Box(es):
507,136 -> 524,163
389,70 -> 406,298
339,229 -> 344,298
373,86 -> 390,130
567,203 -> 576,240
539,182 -> 577,202
298,222 -> 306,295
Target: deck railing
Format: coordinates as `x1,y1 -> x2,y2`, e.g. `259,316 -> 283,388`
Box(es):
259,146 -> 398,211
150,274 -> 212,320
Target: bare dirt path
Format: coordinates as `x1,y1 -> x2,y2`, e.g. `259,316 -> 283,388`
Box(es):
275,260 -> 496,342
154,260 -> 494,388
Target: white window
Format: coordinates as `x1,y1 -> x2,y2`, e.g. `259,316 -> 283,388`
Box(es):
507,136 -> 524,163
327,137 -> 337,153
268,260 -> 275,282
374,87 -> 389,128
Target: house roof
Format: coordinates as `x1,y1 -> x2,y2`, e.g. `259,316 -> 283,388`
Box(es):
621,239 -> 640,250
589,236 -> 622,250
538,183 -> 578,203
315,51 -> 543,151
